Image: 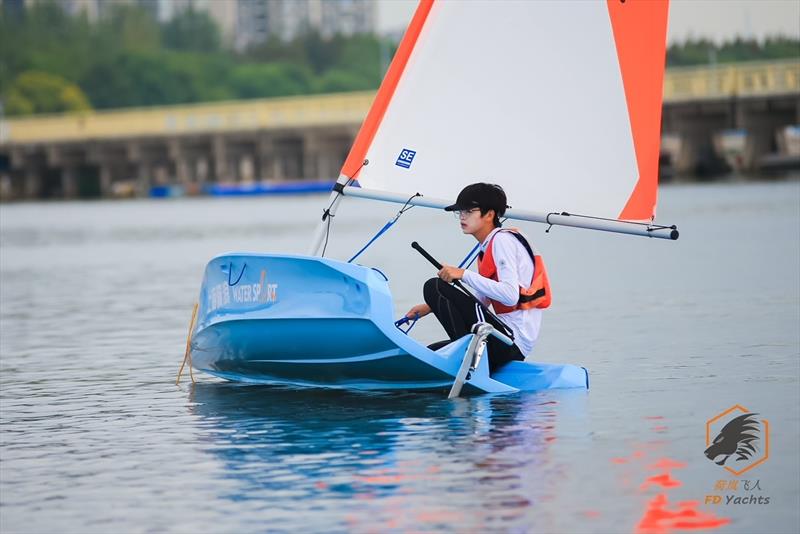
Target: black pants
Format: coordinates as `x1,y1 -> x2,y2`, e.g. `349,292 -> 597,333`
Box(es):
423,278 -> 524,373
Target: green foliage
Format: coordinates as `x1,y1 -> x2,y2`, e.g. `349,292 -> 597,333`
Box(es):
316,69 -> 373,93
102,3 -> 162,53
5,90 -> 34,116
80,53 -> 191,108
79,50 -> 240,109
5,71 -> 91,115
0,1 -> 95,90
162,8 -> 221,53
60,84 -> 92,111
667,37 -> 800,67
760,37 -> 800,60
245,36 -> 314,69
230,63 -> 313,98
0,3 -> 393,115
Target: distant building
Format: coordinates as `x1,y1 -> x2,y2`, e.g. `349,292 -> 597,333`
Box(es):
14,0 -> 145,23
11,0 -> 377,50
226,0 -> 377,50
317,0 -> 376,39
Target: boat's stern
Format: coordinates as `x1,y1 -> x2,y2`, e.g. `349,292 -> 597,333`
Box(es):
189,253 -> 458,390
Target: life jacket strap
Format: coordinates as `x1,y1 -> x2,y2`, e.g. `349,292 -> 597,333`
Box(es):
478,231 -> 534,263
518,288 -> 546,303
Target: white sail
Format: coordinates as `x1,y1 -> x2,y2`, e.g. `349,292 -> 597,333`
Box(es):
340,0 -> 670,222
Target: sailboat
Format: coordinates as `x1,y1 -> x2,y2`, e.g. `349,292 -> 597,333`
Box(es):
186,0 -> 676,396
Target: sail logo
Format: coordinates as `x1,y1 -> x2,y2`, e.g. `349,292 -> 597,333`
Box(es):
395,149 -> 416,169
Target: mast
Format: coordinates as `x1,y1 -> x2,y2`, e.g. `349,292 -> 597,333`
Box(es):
307,174 -> 351,256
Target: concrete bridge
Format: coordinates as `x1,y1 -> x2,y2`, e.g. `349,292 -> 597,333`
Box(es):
0,92 -> 371,199
1,59 -> 798,200
661,59 -> 799,176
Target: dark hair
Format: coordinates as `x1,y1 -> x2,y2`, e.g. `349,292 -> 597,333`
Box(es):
483,208 -> 502,228
478,183 -> 506,227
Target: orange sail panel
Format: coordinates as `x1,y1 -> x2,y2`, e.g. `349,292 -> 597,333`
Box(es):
608,0 -> 670,221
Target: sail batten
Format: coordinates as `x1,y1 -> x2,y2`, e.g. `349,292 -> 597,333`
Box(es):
339,0 -> 671,225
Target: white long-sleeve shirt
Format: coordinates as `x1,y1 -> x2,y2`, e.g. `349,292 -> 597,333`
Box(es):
461,228 -> 542,357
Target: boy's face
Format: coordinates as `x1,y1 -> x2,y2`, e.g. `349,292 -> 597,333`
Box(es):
459,208 -> 494,236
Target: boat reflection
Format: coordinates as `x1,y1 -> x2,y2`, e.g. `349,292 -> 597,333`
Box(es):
187,383 -> 588,531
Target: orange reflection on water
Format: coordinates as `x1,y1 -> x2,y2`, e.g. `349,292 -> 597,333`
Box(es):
355,462 -> 440,486
611,448 -> 647,465
640,472 -> 682,490
636,494 -> 731,534
648,458 -> 687,471
612,420 -> 730,534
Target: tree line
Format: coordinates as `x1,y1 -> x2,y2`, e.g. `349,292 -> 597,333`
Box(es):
0,2 -> 393,117
667,36 -> 799,67
1,1 -> 798,117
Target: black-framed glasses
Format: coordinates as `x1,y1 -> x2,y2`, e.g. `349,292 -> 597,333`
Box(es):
453,207 -> 481,219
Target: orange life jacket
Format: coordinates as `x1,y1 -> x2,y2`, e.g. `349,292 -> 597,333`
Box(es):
477,229 -> 552,313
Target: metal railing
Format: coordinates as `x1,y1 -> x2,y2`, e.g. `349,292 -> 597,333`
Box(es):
663,59 -> 800,102
0,91 -> 375,144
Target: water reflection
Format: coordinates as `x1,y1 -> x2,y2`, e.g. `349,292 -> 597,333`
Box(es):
3,183 -> 798,532
187,383 -> 587,531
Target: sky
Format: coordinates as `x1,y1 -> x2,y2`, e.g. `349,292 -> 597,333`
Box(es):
376,0 -> 800,43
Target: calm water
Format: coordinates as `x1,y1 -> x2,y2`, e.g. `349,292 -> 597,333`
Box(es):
1,180 -> 799,533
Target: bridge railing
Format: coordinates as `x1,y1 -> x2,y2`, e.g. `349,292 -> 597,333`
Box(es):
663,59 -> 800,102
0,91 -> 375,145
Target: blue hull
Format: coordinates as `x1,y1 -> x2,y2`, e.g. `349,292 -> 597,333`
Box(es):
190,254 -> 588,394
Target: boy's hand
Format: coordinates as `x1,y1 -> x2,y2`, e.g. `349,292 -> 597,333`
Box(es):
437,265 -> 464,283
405,303 -> 431,319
